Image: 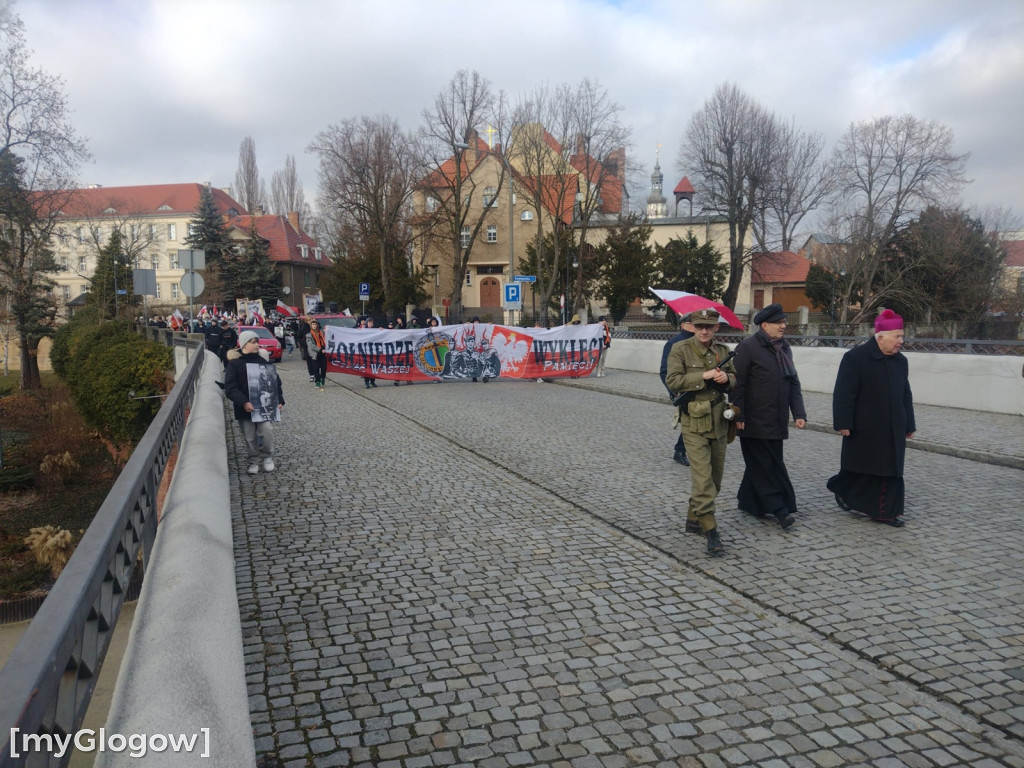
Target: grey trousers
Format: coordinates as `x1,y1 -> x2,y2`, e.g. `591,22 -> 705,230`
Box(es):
240,420 -> 274,462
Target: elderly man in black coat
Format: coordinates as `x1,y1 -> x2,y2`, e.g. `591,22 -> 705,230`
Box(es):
731,304 -> 806,529
827,309 -> 916,527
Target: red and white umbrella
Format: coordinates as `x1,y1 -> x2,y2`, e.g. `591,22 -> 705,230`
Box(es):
649,287 -> 744,329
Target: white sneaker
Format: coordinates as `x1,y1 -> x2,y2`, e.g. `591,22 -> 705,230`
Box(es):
247,463 -> 259,475
262,457 -> 275,472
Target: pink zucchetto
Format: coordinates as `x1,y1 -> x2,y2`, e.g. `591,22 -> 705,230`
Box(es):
874,309 -> 904,333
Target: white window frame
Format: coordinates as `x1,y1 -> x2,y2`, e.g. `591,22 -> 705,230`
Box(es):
520,210 -> 534,221
149,224 -> 158,240
483,186 -> 497,208
151,255 -> 159,270
77,256 -> 87,271
465,269 -> 472,286
155,283 -> 162,299
62,285 -> 70,300
426,196 -> 438,213
460,226 -> 470,249
171,283 -> 179,299
486,225 -> 497,244
300,244 -> 309,259
170,253 -> 179,269
167,223 -> 176,241
314,247 -> 322,261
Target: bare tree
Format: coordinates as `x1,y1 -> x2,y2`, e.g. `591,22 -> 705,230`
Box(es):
754,118 -> 833,253
565,79 -> 631,315
507,82 -> 574,325
677,83 -> 777,310
309,114 -> 418,309
417,69 -> 508,319
270,155 -> 306,215
0,13 -> 89,389
826,114 -> 969,321
234,136 -> 266,213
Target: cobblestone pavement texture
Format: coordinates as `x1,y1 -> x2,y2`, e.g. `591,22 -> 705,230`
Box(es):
230,358 -> 1024,768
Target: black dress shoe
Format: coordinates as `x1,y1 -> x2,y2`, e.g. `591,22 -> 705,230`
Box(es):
834,493 -> 852,511
878,517 -> 905,527
673,450 -> 690,467
685,520 -> 702,534
705,528 -> 725,557
777,512 -> 796,530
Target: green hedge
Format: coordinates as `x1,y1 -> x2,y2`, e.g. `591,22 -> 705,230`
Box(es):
54,314 -> 174,447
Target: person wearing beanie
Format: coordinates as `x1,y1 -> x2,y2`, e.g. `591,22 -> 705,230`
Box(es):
731,303 -> 806,531
224,330 -> 285,475
826,309 -> 916,527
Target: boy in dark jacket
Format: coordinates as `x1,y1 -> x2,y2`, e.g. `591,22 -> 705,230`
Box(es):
224,330 -> 285,474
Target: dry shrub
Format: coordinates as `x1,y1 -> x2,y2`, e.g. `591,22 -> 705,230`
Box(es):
39,451 -> 80,484
24,526 -> 77,578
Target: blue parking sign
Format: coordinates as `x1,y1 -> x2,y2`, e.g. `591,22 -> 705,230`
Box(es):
504,283 -> 521,308
359,282 -> 370,300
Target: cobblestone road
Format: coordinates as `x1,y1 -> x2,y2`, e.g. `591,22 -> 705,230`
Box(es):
231,358 -> 1024,768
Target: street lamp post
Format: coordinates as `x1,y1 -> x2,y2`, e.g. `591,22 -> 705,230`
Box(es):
830,266 -> 847,325
454,139 -> 515,324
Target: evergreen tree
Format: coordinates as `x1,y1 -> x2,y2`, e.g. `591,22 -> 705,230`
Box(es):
654,232 -> 728,315
592,215 -> 656,323
88,229 -> 137,320
185,185 -> 232,307
222,225 -> 281,310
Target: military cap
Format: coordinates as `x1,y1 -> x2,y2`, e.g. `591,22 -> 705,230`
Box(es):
688,308 -> 721,327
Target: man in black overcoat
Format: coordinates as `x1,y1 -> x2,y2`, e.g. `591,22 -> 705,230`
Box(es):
827,309 -> 916,527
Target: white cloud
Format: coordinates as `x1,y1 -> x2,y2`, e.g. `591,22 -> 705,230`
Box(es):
15,0 -> 1023,222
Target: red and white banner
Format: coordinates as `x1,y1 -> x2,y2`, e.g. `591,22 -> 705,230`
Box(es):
323,322 -> 605,382
276,299 -> 298,317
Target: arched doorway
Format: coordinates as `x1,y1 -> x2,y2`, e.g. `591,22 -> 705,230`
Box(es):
480,277 -> 501,307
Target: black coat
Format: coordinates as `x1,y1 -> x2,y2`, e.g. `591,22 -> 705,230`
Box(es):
223,350 -> 285,422
659,329 -> 694,394
731,330 -> 806,440
832,336 -> 916,477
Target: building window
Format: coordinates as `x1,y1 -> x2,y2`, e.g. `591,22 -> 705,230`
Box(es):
77,256 -> 86,271
520,210 -> 534,222
304,270 -> 311,288
57,228 -> 68,245
170,253 -> 179,269
482,186 -> 497,208
167,223 -> 176,241
155,283 -> 162,299
487,225 -> 497,243
187,223 -> 197,236
133,257 -> 140,269
314,247 -> 322,261
465,269 -> 472,286
300,244 -> 309,259
151,255 -> 159,270
80,284 -> 88,295
426,196 -> 438,213
149,224 -> 157,240
171,283 -> 179,299
62,285 -> 70,300
75,226 -> 84,242
92,226 -> 102,242
460,226 -> 470,249
130,224 -> 140,241
60,256 -> 68,269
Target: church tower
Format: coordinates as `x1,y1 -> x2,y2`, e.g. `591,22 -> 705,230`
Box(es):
646,148 -> 668,219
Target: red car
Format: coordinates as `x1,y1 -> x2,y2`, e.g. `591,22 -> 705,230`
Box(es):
237,325 -> 282,362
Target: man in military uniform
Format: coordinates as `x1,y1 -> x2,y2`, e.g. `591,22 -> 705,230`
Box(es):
664,309 -> 737,557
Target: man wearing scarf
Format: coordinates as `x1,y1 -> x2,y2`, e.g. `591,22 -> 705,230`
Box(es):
731,304 -> 807,529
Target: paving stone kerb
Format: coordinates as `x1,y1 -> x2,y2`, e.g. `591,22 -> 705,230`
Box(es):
231,357 -> 1024,768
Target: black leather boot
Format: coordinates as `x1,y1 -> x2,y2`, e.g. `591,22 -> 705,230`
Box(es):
705,528 -> 724,557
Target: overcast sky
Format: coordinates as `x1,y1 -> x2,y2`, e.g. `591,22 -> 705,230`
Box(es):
14,0 -> 1024,228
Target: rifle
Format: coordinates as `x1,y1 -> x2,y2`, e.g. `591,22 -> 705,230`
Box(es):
670,350 -> 737,409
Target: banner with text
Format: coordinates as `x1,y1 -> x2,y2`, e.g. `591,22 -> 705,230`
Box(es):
323,322 -> 605,382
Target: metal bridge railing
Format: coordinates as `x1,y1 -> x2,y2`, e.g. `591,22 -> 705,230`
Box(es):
0,336 -> 205,768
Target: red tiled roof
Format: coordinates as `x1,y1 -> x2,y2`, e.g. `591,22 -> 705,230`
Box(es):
751,251 -> 810,284
227,214 -> 321,266
674,177 -> 695,194
1004,240 -> 1024,268
52,183 -> 246,218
